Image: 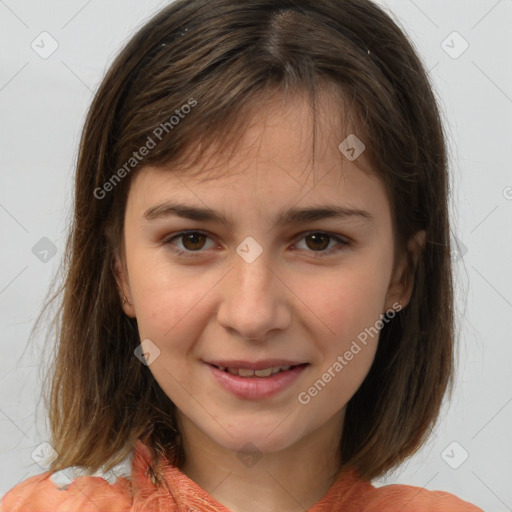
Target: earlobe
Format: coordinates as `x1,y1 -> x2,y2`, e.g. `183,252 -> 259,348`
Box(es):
385,230 -> 426,311
113,252 -> 136,318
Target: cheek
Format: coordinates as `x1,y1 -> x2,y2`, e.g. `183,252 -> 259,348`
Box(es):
303,261 -> 391,343
294,269 -> 387,413
128,255 -> 215,343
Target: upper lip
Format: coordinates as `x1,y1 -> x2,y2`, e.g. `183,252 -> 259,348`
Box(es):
206,359 -> 307,370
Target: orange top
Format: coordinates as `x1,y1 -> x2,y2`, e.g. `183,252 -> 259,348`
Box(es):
1,440 -> 483,511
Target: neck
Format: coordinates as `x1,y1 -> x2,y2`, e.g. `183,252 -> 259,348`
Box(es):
178,411 -> 345,512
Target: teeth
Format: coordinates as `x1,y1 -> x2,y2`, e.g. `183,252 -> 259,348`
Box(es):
254,368 -> 273,377
218,365 -> 294,377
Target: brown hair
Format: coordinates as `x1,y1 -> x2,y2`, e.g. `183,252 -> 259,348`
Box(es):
37,0 -> 453,482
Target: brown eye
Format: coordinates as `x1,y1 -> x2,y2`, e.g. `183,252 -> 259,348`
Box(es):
304,233 -> 330,251
180,232 -> 208,251
164,231 -> 216,257
294,232 -> 349,256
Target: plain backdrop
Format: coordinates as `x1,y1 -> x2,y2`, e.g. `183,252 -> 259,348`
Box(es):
0,1 -> 511,510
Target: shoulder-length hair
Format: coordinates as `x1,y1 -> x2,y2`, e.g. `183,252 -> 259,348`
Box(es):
39,0 -> 453,483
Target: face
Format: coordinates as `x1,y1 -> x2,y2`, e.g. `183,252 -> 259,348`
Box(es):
115,90 -> 421,457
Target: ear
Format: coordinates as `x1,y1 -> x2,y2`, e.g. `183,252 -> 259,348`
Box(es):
384,230 -> 426,311
113,250 -> 136,318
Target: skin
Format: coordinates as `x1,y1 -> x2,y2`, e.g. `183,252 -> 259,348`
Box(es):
115,89 -> 425,512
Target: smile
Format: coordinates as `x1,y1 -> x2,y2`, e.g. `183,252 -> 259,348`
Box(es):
212,364 -> 295,377
206,362 -> 309,400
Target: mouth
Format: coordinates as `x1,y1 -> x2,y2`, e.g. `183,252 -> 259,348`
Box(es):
210,363 -> 308,378
206,361 -> 309,399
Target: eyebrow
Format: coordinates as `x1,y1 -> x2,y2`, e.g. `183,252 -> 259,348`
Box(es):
143,201 -> 374,227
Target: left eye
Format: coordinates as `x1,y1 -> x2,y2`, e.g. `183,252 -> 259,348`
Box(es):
163,231 -> 349,258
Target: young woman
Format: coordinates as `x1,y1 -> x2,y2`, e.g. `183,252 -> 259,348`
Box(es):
2,0 -> 483,510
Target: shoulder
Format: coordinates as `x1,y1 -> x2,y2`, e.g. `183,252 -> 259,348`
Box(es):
1,471 -> 132,512
358,482 -> 484,512
312,469 -> 484,512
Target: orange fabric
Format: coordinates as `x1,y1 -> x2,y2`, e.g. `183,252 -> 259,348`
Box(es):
2,440 -> 483,511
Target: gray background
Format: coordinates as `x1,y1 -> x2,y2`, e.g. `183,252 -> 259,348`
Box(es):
1,1 -> 511,510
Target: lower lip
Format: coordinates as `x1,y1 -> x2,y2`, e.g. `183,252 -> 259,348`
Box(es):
207,363 -> 308,400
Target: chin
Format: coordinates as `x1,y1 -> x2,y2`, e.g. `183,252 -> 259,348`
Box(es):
205,417 -> 305,455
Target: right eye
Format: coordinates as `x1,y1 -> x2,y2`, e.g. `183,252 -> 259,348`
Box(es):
163,231 -> 217,258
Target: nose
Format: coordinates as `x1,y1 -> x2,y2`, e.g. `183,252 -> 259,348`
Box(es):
216,253 -> 292,343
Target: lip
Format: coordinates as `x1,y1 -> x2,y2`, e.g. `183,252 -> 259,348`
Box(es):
206,362 -> 309,400
206,359 -> 306,370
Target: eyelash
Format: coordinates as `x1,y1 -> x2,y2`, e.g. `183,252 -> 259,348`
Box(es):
162,230 -> 350,259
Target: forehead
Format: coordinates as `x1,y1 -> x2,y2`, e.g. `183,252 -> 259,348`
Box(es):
127,88 -> 389,220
